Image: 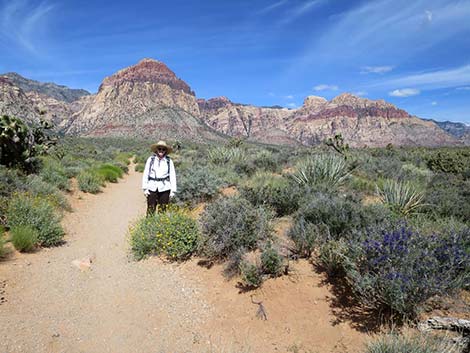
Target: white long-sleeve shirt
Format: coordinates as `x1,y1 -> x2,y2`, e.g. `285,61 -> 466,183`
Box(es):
142,154 -> 177,193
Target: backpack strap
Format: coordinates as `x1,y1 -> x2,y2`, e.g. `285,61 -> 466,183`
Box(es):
147,155 -> 171,182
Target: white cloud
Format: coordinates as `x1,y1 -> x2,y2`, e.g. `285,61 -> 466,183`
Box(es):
431,101 -> 438,105
361,66 -> 394,74
425,10 -> 433,23
383,64 -> 470,90
0,0 -> 55,54
286,102 -> 297,108
389,88 -> 421,97
284,94 -> 294,99
456,86 -> 470,91
354,91 -> 367,96
314,84 -> 338,91
279,0 -> 326,25
258,0 -> 289,14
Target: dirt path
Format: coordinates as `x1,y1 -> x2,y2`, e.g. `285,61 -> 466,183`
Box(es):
0,167 -> 370,353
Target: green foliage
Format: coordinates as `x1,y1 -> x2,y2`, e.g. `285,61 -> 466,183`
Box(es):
175,166 -> 223,205
199,196 -> 273,259
318,239 -> 348,276
426,149 -> 470,175
130,207 -> 199,261
0,228 -> 8,258
292,153 -> 351,190
77,171 -> 104,193
365,333 -> 459,353
38,156 -> 70,190
325,133 -> 349,159
239,261 -> 263,288
240,172 -> 301,216
288,217 -> 319,258
377,179 -> 425,216
26,175 -> 70,211
251,150 -> 279,172
208,146 -> 246,165
7,193 -> 64,247
0,115 -> 57,172
260,243 -> 284,277
10,225 -> 38,252
93,163 -> 123,183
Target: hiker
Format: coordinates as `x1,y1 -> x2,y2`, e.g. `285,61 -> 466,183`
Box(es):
142,141 -> 177,215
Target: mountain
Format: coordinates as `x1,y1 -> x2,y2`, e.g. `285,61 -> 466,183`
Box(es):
197,97 -> 298,145
286,94 -> 457,147
0,76 -> 41,124
3,73 -> 90,103
426,119 -> 470,145
0,58 -> 462,146
65,59 -> 223,141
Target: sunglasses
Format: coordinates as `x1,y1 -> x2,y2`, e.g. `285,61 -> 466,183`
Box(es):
157,148 -> 167,152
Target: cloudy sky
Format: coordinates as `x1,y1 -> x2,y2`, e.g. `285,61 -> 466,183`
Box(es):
1,0 -> 470,123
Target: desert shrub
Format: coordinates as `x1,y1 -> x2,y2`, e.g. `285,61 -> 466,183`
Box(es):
240,173 -> 302,216
296,193 -> 392,240
260,243 -> 284,277
377,179 -> 425,216
233,159 -> 257,176
39,156 -> 70,190
288,217 -> 320,258
239,261 -> 263,288
423,173 -> 470,224
347,175 -> 376,193
292,153 -> 351,190
199,196 -> 273,259
7,193 -> 64,246
426,149 -> 470,175
0,228 -> 8,258
130,207 -> 199,261
10,225 -> 38,252
77,171 -> 104,193
345,225 -> 470,317
400,163 -> 433,183
175,167 -> 223,205
318,239 -> 349,276
252,150 -> 279,172
26,175 -> 70,211
365,332 -> 459,353
93,163 -> 123,183
212,165 -> 241,186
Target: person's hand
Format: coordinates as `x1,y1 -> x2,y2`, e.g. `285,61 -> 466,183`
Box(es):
170,191 -> 175,198
143,189 -> 150,196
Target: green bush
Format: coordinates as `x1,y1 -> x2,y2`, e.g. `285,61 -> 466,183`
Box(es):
10,225 -> 38,252
261,243 -> 284,277
318,239 -> 348,276
292,153 -> 351,190
0,232 -> 8,258
252,150 -> 279,172
239,261 -> 263,288
240,173 -> 301,216
199,196 -> 273,259
297,193 -> 391,240
26,175 -> 70,211
426,149 -> 470,175
175,166 -> 223,205
39,156 -> 70,190
7,193 -> 64,246
93,163 -> 123,183
365,332 -> 459,353
130,207 -> 199,261
77,171 -> 104,193
288,217 -> 320,258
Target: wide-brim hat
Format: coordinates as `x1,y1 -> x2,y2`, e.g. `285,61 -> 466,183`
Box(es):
150,140 -> 173,154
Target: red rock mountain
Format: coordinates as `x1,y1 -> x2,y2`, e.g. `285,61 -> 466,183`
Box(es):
0,58 -> 461,146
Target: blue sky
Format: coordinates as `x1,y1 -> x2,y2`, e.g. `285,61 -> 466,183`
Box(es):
1,0 -> 470,123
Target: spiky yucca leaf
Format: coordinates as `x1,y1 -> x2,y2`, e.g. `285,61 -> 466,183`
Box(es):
376,179 -> 425,216
292,154 -> 350,188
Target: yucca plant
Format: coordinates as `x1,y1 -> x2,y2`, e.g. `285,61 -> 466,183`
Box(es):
377,179 -> 425,216
208,147 -> 246,165
292,153 -> 351,189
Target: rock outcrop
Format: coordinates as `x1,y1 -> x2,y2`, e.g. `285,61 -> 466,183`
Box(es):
198,96 -> 297,145
0,76 -> 41,124
65,59 -> 221,141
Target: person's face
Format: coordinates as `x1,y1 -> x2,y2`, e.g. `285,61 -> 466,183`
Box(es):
157,147 -> 167,157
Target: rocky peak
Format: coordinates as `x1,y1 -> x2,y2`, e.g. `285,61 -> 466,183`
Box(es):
303,96 -> 327,109
100,58 -> 194,95
331,93 -> 395,110
198,96 -> 233,111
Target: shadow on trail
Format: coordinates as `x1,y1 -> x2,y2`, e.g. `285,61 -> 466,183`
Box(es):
313,262 -> 388,333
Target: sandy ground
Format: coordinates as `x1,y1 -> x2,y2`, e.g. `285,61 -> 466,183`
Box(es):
0,166 -> 370,353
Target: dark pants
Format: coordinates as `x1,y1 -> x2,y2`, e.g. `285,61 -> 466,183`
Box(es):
146,190 -> 170,216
